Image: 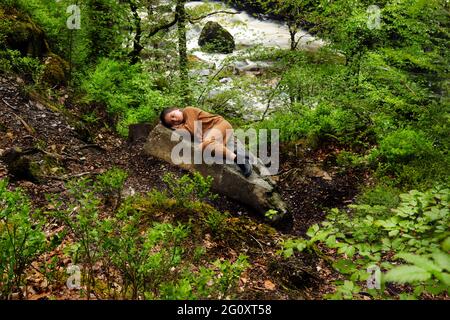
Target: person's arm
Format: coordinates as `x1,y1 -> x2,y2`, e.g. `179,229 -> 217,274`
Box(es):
185,106 -> 215,119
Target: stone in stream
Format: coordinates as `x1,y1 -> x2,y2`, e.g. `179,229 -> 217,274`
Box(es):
198,21 -> 235,54
143,124 -> 288,223
232,59 -> 273,75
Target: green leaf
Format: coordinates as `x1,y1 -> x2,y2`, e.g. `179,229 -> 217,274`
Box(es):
325,235 -> 337,247
284,248 -> 294,258
306,224 -> 320,238
384,265 -> 431,283
388,229 -> 399,237
399,293 -> 417,300
397,253 -> 441,273
338,245 -> 355,258
424,282 -> 447,295
432,251 -> 450,271
442,237 -> 450,251
333,259 -> 357,275
296,242 -> 308,252
434,272 -> 450,286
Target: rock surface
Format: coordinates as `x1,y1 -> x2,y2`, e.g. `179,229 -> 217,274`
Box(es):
198,21 -> 235,54
1,7 -> 50,57
143,124 -> 288,222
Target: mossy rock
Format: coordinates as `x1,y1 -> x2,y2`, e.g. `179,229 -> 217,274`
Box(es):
1,7 -> 50,57
41,53 -> 70,86
0,7 -> 11,45
198,21 -> 235,54
1,147 -> 39,182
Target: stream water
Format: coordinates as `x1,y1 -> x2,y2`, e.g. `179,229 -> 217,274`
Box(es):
141,1 -> 325,117
185,1 -> 324,67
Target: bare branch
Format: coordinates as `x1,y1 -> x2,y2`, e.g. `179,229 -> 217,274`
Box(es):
144,17 -> 179,40
196,64 -> 227,106
189,10 -> 240,23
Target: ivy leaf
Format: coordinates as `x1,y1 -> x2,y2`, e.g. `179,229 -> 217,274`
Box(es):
384,265 -> 431,283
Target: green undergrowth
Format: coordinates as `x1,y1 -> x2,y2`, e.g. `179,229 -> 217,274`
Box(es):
1,169 -> 282,300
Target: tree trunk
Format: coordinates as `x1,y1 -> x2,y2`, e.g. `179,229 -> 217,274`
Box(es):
289,25 -> 296,51
175,0 -> 190,103
129,0 -> 143,64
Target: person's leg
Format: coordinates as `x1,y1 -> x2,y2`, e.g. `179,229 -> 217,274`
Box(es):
201,120 -> 252,177
201,120 -> 236,162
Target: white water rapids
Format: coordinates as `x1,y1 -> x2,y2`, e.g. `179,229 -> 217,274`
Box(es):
185,1 -> 324,67
138,1 -> 325,117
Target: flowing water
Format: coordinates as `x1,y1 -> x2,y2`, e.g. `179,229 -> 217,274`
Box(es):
185,1 -> 324,67
141,1 -> 325,117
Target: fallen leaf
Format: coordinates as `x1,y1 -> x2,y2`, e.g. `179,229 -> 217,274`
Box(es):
264,280 -> 276,291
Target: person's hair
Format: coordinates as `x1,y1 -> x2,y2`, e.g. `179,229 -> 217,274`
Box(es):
159,107 -> 179,128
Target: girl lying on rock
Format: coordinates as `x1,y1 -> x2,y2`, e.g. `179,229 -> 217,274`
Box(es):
159,106 -> 252,177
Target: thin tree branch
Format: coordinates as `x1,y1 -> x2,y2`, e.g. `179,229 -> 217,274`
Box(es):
196,64 -> 227,106
143,17 -> 179,40
189,10 -> 240,23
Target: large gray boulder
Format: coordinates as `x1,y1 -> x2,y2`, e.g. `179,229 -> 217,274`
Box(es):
198,21 -> 235,54
143,124 -> 288,223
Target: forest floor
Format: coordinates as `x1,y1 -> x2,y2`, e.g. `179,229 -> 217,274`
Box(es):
0,74 -> 365,300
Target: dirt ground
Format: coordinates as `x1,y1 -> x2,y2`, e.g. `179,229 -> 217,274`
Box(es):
0,75 -> 364,300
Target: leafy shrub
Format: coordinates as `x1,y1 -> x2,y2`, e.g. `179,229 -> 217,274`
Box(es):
384,251 -> 450,297
370,128 -> 448,187
46,169 -> 245,299
356,184 -> 400,209
48,172 -> 191,299
203,209 -> 229,236
258,103 -> 360,147
376,129 -> 434,163
81,58 -> 175,136
160,254 -> 249,299
0,6 -> 12,47
95,167 -> 128,208
0,49 -> 43,81
162,172 -> 217,208
0,179 -> 47,299
103,201 -> 191,299
48,177 -> 104,298
281,186 -> 449,299
336,151 -> 368,171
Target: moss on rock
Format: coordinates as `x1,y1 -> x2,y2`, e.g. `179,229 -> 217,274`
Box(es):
198,21 -> 235,54
41,53 -> 69,86
1,7 -> 50,57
